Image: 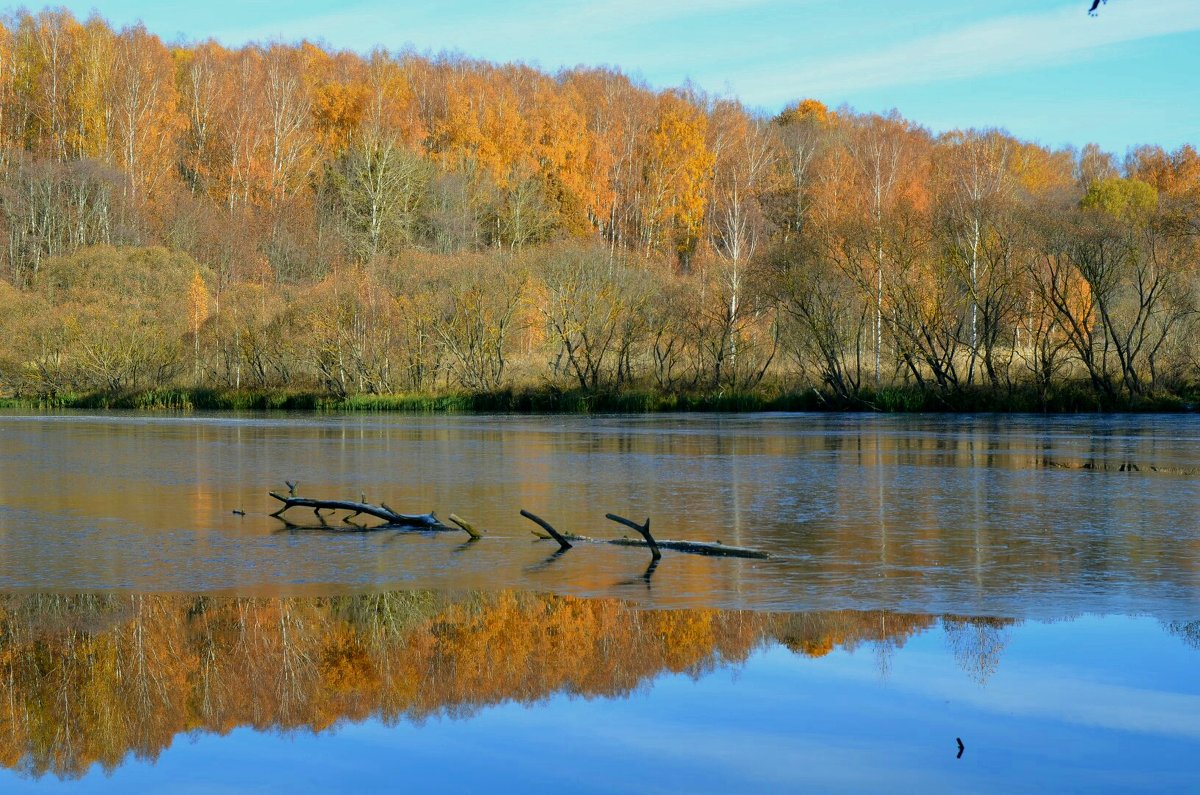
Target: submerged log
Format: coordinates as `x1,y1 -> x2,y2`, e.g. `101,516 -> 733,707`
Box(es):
524,511 -> 769,560
268,491 -> 447,529
607,537 -> 769,559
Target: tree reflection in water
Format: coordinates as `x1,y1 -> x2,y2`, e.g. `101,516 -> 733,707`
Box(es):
0,591 -> 1015,779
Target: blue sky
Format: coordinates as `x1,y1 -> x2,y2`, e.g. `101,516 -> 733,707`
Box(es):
24,0 -> 1200,155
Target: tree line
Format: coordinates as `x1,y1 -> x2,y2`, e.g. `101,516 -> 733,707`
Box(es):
0,9 -> 1196,408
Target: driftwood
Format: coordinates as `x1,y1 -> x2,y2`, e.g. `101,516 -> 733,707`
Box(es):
520,510 -> 573,550
606,514 -> 660,560
606,537 -> 769,559
268,491 -> 448,530
264,486 -> 769,560
523,511 -> 769,560
448,513 -> 483,540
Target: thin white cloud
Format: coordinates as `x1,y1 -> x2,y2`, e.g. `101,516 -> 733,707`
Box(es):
743,0 -> 1200,102
216,0 -> 775,55
549,0 -> 772,34
821,649 -> 1200,741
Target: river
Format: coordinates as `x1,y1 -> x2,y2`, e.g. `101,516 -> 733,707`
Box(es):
0,411 -> 1196,791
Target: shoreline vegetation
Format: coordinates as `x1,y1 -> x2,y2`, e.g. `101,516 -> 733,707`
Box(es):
1,382 -> 1195,414
0,12 -> 1198,414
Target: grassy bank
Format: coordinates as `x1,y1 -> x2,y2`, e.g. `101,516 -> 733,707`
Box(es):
2,382 -> 1196,414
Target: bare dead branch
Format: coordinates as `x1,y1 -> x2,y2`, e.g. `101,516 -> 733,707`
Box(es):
519,510 -> 573,550
606,513 -> 661,560
448,513 -> 483,539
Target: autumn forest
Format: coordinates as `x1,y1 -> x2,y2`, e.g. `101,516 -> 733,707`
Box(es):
0,10 -> 1197,410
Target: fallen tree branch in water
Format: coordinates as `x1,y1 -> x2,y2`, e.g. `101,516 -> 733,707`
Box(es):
268,490 -> 447,530
524,512 -> 769,560
448,513 -> 483,539
607,536 -> 770,559
606,513 -> 660,560
519,510 -> 573,550
266,487 -> 768,557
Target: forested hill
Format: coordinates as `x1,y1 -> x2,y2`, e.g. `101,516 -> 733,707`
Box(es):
0,10 -> 1196,409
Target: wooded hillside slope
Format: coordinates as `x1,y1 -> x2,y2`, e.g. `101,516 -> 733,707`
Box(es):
0,10 -> 1196,408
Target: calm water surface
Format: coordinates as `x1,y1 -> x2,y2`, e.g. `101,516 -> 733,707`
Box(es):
0,411 -> 1196,791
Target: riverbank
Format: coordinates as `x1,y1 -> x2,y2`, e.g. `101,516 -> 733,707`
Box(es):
1,382 -> 1196,413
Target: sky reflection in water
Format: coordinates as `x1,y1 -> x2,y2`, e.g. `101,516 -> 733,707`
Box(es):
0,594 -> 1194,793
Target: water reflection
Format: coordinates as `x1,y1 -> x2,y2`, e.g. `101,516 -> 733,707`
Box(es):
0,591 -> 1035,779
